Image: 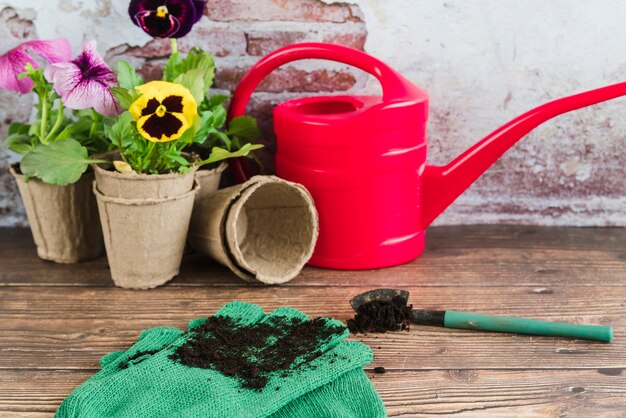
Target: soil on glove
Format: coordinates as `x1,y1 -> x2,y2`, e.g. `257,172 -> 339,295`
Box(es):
170,315 -> 346,390
118,350 -> 160,369
347,296 -> 412,333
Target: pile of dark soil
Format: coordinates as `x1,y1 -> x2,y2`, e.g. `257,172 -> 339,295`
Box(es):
170,314 -> 346,390
347,295 -> 413,333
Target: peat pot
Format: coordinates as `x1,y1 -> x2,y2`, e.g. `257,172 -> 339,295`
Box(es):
10,166 -> 103,263
93,163 -> 199,289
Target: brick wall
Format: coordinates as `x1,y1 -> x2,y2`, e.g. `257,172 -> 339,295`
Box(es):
0,6 -> 35,226
0,0 -> 625,227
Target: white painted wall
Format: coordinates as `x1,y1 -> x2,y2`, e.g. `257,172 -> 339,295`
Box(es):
347,0 -> 626,225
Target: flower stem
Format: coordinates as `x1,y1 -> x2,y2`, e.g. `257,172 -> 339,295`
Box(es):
171,38 -> 178,54
143,141 -> 157,172
40,91 -> 49,143
89,109 -> 99,138
44,101 -> 64,143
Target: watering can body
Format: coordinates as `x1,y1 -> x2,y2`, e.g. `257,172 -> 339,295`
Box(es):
274,94 -> 428,269
228,42 -> 626,270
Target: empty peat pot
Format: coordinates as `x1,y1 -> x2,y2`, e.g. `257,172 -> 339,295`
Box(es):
188,176 -> 318,284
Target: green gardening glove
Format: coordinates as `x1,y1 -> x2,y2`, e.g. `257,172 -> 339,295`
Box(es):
56,302 -> 386,417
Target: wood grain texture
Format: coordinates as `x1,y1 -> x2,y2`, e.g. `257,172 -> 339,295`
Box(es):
0,286 -> 623,371
2,369 -> 625,416
2,226 -> 625,288
0,225 -> 625,416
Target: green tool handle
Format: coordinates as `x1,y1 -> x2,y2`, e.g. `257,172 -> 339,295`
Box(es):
444,310 -> 613,342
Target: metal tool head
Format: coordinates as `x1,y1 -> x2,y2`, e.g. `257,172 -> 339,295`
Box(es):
350,288 -> 410,311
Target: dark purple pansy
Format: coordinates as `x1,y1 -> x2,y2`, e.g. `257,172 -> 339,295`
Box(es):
129,0 -> 206,38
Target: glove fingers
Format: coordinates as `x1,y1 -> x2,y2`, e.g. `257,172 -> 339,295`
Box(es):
99,351 -> 125,368
133,327 -> 183,353
105,327 -> 183,371
215,301 -> 266,324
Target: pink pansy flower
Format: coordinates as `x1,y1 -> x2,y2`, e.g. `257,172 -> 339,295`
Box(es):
44,40 -> 120,117
0,39 -> 72,93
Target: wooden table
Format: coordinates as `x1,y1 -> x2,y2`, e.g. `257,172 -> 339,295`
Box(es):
1,225 -> 625,417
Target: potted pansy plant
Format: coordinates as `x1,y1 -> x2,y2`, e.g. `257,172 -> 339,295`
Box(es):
80,0 -> 262,289
127,0 -> 257,196
91,67 -> 260,289
0,39 -> 118,263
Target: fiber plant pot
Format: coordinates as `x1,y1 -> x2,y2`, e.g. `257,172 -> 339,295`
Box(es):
93,163 -> 200,289
9,166 -> 103,263
93,161 -> 198,199
194,162 -> 227,201
188,175 -> 318,284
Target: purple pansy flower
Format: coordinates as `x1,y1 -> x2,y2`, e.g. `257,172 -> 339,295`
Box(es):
0,39 -> 72,93
44,40 -> 120,117
129,0 -> 206,38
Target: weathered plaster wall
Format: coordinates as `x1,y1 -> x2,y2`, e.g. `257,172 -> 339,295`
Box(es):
0,0 -> 625,226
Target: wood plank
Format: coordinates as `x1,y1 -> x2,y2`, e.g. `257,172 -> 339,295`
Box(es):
4,225 -> 624,255
1,226 -> 624,417
426,225 -> 626,252
2,369 -> 625,416
370,369 -> 626,417
1,286 -> 623,370
2,226 -> 625,288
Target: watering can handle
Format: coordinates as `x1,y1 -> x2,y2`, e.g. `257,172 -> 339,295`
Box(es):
227,43 -> 419,182
229,42 -> 416,119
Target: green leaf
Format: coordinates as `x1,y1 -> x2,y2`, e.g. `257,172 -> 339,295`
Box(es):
54,117 -> 92,141
20,139 -> 94,185
176,50 -> 215,91
174,69 -> 205,104
214,131 -> 232,149
198,143 -> 264,166
116,61 -> 143,90
192,110 -> 216,144
169,153 -> 190,166
105,112 -> 135,149
226,116 -> 261,141
5,134 -> 33,155
204,94 -> 229,109
178,165 -> 193,174
28,123 -> 40,138
111,87 -> 141,110
8,122 -> 30,136
163,51 -> 181,82
212,105 -> 227,130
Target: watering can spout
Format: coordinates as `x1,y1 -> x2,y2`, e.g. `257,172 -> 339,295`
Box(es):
420,81 -> 626,228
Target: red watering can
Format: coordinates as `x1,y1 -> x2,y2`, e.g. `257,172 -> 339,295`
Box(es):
228,43 -> 626,270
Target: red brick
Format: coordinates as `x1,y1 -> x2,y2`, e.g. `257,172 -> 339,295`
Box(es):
215,66 -> 357,92
178,28 -> 247,57
246,31 -> 308,56
122,38 -> 172,59
115,28 -> 246,59
206,0 -> 361,23
246,29 -> 366,56
138,60 -> 166,82
323,32 -> 366,51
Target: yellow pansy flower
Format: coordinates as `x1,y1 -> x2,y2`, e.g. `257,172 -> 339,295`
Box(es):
129,80 -> 198,142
